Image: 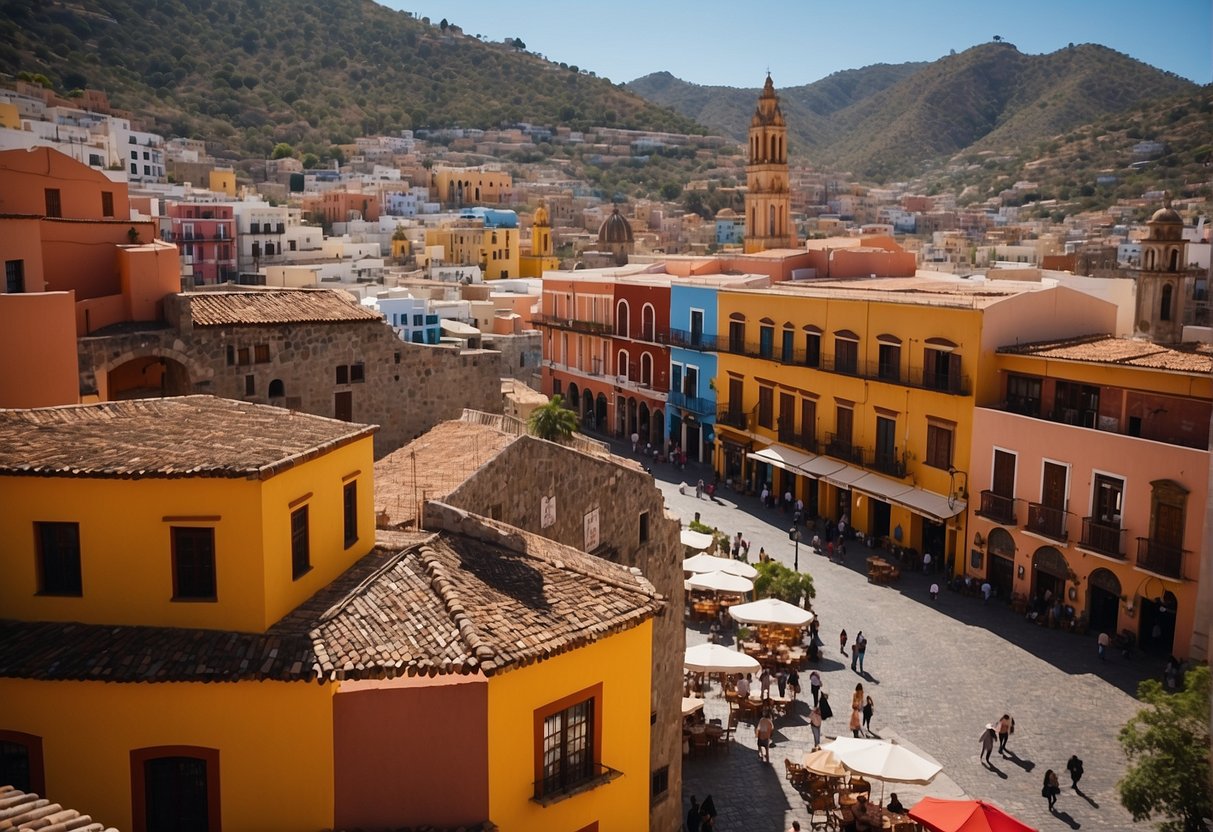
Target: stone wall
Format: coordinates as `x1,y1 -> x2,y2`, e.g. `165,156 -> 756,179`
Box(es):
444,436 -> 684,832
481,332 -> 542,387
78,305 -> 503,458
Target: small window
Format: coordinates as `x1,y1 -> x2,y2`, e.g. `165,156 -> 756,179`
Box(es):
834,338 -> 858,374
758,385 -> 774,429
639,510 -> 650,544
336,365 -> 349,385
759,325 -> 774,359
268,379 -> 285,398
781,328 -> 795,363
130,163 -> 138,174
350,363 -> 365,383
394,351 -> 401,364
132,747 -> 219,832
254,344 -> 270,364
926,423 -> 954,470
44,188 -> 61,218
651,765 -> 669,804
172,527 -> 216,601
343,481 -> 358,548
5,260 -> 25,294
225,345 -> 235,366
35,521 -> 81,595
236,347 -> 250,366
244,374 -> 255,396
291,506 -> 310,579
535,691 -> 597,800
0,731 -> 45,795
101,191 -> 114,218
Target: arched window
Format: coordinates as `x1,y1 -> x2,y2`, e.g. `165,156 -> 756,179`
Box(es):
769,135 -> 776,161
641,303 -> 656,341
615,300 -> 630,338
268,379 -> 285,398
617,350 -> 629,379
641,352 -> 653,386
0,730 -> 45,795
1160,284 -> 1173,321
769,205 -> 776,237
1169,249 -> 1179,271
131,746 -> 220,832
1145,249 -> 1156,271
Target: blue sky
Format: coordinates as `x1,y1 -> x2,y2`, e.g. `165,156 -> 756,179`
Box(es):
381,0 -> 1211,86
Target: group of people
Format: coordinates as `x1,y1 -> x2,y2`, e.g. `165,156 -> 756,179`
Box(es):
632,433 -> 689,469
979,713 -> 1086,813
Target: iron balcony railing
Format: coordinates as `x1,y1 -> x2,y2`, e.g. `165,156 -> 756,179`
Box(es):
668,390 -> 714,416
667,328 -> 713,351
1080,518 -> 1127,559
824,433 -> 864,465
532,762 -> 621,804
977,490 -> 1017,525
1135,538 -> 1184,579
717,403 -> 753,431
865,448 -> 907,478
1026,502 -> 1069,542
531,313 -> 614,336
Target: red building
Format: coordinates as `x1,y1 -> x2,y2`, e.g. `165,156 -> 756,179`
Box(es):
165,202 -> 236,285
611,277 -> 670,446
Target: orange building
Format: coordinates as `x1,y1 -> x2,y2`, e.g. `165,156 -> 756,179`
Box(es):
302,189 -> 381,224
0,148 -> 180,408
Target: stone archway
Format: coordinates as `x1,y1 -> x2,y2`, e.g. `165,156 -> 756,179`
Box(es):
1031,545 -> 1068,605
651,408 -> 664,448
581,388 -> 594,429
638,401 -> 651,444
595,393 -> 608,433
84,340 -> 212,403
1087,567 -> 1121,636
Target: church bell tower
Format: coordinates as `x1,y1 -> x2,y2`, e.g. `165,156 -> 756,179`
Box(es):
744,74 -> 795,253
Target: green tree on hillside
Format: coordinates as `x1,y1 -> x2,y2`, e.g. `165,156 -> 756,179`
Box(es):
271,142 -> 294,159
1117,664 -> 1211,831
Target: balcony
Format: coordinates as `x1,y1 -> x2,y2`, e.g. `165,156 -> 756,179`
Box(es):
824,433 -> 863,465
717,403 -> 752,431
531,313 -> 614,336
977,490 -> 1017,525
668,390 -> 714,416
532,762 -> 622,806
865,448 -> 906,478
667,328 -> 714,351
1026,502 -> 1068,542
1135,538 -> 1185,579
795,434 -> 818,455
721,345 -> 971,396
1080,518 -> 1126,559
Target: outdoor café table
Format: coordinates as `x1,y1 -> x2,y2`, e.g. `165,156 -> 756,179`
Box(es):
748,691 -> 792,716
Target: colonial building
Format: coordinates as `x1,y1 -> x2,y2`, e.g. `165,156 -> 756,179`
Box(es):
744,75 -> 795,253
1133,196 -> 1197,344
0,397 -> 660,831
970,335 -> 1210,658
519,202 -> 561,278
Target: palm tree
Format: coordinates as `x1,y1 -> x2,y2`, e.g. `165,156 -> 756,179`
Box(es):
528,394 -> 579,442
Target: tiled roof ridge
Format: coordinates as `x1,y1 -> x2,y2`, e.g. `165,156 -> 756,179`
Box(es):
417,540 -> 498,675
0,785 -> 116,832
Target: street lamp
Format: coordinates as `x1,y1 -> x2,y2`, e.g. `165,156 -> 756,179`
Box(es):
789,526 -> 802,572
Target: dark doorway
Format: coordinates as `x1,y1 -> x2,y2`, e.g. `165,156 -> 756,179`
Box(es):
1139,593 -> 1178,655
921,519 -> 946,565
144,756 -> 211,832
988,554 -> 1014,601
334,391 -> 352,422
870,499 -> 891,539
0,741 -> 32,792
1031,545 -> 1068,604
1087,568 -> 1121,636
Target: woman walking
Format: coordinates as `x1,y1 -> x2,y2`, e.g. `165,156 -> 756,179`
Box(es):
1042,769 -> 1061,810
862,695 -> 875,736
849,703 -> 863,738
809,704 -> 823,749
840,628 -> 848,656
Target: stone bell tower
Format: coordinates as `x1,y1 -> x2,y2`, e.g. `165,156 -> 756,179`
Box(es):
1134,194 -> 1191,344
744,74 -> 795,253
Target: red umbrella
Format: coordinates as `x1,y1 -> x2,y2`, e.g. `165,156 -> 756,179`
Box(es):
909,797 -> 1038,832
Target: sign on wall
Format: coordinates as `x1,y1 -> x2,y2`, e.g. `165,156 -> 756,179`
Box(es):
584,507 -> 600,552
541,495 -> 556,529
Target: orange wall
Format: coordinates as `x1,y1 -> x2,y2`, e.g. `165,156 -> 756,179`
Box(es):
40,218 -> 160,299
826,248 -> 918,278
0,292 -> 79,407
75,293 -> 127,336
118,241 -> 181,322
333,675 -> 489,829
0,218 -> 46,292
0,147 -> 130,221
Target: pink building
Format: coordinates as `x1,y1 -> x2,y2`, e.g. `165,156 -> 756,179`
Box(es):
969,335 -> 1211,659
165,203 -> 237,285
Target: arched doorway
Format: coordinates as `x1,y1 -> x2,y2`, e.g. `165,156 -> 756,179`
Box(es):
566,383 -> 580,412
1087,568 -> 1121,636
106,355 -> 192,400
986,528 -> 1016,601
268,379 -> 285,399
595,393 -> 608,433
627,397 -> 638,439
1031,545 -> 1068,605
581,389 -> 594,429
1139,590 -> 1178,655
651,408 -> 664,448
638,402 -> 651,444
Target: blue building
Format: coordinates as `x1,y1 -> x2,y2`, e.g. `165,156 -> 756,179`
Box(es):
715,210 -> 745,246
668,283 -> 719,463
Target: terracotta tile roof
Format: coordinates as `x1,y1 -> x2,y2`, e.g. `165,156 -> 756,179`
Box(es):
0,524 -> 661,684
998,334 -> 1213,374
186,289 -> 382,326
0,396 -> 376,480
0,785 -> 118,831
374,420 -> 520,526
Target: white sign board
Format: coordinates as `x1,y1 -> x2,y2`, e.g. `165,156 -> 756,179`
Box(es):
584,507 -> 600,552
541,495 -> 556,529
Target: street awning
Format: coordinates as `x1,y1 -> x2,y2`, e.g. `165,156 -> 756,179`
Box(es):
747,444 -> 815,472
849,471 -> 965,523
820,463 -> 866,490
799,456 -> 847,479
851,471 -> 914,503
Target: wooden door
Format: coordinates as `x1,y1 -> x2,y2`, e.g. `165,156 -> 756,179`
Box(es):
992,450 -> 1016,498
335,391 -> 353,422
1041,462 -> 1067,510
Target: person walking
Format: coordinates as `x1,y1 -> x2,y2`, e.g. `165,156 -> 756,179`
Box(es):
922,551 -> 933,573
849,703 -> 863,738
696,478 -> 704,499
1066,754 -> 1084,789
929,582 -> 940,601
862,694 -> 875,736
840,628 -> 848,656
997,714 -> 1014,755
756,709 -> 775,762
686,794 -> 701,832
788,668 -> 800,703
851,683 -> 864,712
808,669 -> 822,707
979,724 -> 996,766
809,704 -> 823,749
854,631 -> 868,673
1098,631 -> 1110,661
776,669 -> 788,699
818,690 -> 833,721
631,432 -> 639,454
732,532 -> 743,559
1042,769 -> 1061,810
759,667 -> 773,700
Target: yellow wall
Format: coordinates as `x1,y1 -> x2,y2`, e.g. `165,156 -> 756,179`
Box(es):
487,620 -> 653,832
2,678 -> 335,832
425,226 -> 520,279
714,288 -> 983,554
0,102 -> 19,129
0,435 -> 375,632
208,169 -> 236,197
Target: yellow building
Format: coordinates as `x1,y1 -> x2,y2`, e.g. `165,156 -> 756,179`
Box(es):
0,398 -> 660,831
425,219 -> 519,280
207,168 -> 236,197
712,275 -> 1118,567
431,165 -> 513,207
520,202 -> 561,278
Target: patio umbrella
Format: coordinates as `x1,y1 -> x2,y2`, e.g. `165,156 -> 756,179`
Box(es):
681,528 -> 715,551
681,696 -> 706,717
684,643 -> 761,673
909,797 -> 1037,832
801,748 -> 847,777
728,597 -> 815,627
682,553 -> 758,579
686,570 -> 754,594
825,737 -> 941,805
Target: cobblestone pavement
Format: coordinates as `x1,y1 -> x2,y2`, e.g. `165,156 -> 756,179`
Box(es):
607,441 -> 1166,831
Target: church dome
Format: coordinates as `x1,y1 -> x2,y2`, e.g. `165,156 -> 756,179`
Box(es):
1149,205 -> 1183,225
716,208 -> 737,219
598,207 -> 634,245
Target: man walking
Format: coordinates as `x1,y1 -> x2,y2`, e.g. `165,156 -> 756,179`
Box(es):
808,669 -> 822,707
1098,631 -> 1110,661
979,724 -> 996,766
854,631 -> 868,673
756,709 -> 775,762
997,714 -> 1014,755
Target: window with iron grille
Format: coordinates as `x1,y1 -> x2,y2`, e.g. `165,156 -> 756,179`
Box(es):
538,698 -> 594,798
343,482 -> 358,548
171,527 -> 216,600
35,522 -> 82,595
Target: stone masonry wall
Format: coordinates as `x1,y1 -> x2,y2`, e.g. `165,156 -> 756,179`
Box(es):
444,437 -> 684,832
481,332 -> 542,387
78,314 -> 503,459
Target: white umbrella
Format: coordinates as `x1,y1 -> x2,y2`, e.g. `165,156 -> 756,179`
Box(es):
728,597 -> 815,627
802,748 -> 847,777
682,696 -> 705,717
686,570 -> 754,594
681,528 -> 715,550
684,643 -> 761,673
826,738 -> 942,805
682,553 -> 758,578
